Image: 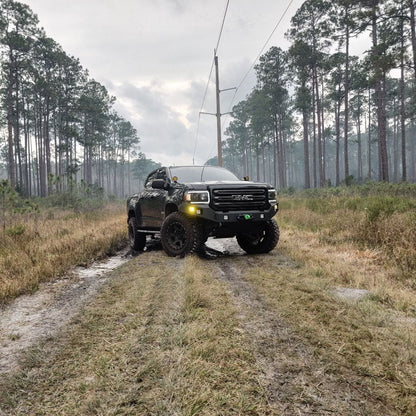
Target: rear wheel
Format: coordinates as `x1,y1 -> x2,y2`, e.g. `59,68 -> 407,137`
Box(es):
128,217 -> 146,251
236,219 -> 279,254
160,212 -> 202,257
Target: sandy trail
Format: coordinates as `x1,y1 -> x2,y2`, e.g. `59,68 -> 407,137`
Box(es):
0,249 -> 131,374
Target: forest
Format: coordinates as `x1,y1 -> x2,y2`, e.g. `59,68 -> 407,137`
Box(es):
2,0 -> 416,197
217,0 -> 416,189
0,0 -> 159,199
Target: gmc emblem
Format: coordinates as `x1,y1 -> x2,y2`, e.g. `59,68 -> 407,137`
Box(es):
231,194 -> 254,201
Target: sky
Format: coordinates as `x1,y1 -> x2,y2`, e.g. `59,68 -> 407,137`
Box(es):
22,0 -> 305,166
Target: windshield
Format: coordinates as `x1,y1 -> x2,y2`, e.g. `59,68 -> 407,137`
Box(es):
169,166 -> 239,183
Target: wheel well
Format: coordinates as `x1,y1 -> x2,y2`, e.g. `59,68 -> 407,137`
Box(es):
165,203 -> 178,217
128,210 -> 135,222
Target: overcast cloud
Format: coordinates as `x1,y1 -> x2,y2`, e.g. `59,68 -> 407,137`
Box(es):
23,0 -> 304,166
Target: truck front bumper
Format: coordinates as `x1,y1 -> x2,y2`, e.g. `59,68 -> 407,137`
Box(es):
179,202 -> 279,223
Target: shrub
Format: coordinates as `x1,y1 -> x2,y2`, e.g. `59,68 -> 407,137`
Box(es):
5,224 -> 25,236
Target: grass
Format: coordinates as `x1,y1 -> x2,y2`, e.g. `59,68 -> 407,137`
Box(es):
0,202 -> 127,304
278,184 -> 416,277
243,228 -> 416,414
1,226 -> 416,413
2,183 -> 416,414
2,235 -> 415,414
0,254 -> 270,415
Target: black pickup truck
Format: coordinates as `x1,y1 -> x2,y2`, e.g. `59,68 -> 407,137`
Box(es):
127,165 -> 279,257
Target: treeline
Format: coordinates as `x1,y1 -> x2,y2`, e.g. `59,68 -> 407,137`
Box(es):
220,0 -> 416,189
0,0 -> 156,198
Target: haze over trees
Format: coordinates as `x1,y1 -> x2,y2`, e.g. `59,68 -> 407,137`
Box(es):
2,0 -> 416,196
0,0 -> 158,198
220,0 -> 416,188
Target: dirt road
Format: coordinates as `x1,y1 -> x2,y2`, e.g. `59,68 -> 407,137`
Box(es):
0,232 -> 414,415
0,249 -> 131,374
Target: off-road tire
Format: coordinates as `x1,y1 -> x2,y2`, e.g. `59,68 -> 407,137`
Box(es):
160,212 -> 203,257
128,217 -> 146,251
236,218 -> 280,254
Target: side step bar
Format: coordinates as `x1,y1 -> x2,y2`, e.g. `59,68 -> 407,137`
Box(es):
136,229 -> 160,235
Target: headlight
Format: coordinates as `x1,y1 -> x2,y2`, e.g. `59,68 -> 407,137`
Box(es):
184,191 -> 210,203
268,189 -> 277,202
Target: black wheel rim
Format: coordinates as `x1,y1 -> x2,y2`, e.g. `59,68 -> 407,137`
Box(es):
247,230 -> 265,246
166,221 -> 187,250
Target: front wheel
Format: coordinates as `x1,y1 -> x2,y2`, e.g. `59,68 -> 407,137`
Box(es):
128,217 -> 146,251
160,212 -> 202,257
236,219 -> 280,254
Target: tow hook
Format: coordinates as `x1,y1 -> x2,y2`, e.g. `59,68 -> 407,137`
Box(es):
237,214 -> 253,221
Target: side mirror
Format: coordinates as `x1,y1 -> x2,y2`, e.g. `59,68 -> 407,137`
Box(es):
152,179 -> 168,190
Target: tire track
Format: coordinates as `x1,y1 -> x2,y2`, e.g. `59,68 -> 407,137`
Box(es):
213,241 -> 389,415
0,249 -> 131,374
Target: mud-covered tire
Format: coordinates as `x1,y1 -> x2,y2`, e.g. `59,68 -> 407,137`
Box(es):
160,212 -> 203,257
128,217 -> 146,251
236,218 -> 280,254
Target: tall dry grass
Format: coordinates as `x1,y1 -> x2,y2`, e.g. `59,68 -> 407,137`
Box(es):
279,186 -> 416,278
0,203 -> 127,304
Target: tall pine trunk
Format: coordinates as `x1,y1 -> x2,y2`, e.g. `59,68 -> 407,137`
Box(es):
344,6 -> 350,181
393,99 -> 399,182
302,79 -> 310,188
7,53 -> 16,188
368,89 -> 372,179
356,97 -> 363,181
314,68 -> 324,187
372,4 -> 389,182
312,81 -> 317,187
335,103 -> 341,186
400,9 -> 407,181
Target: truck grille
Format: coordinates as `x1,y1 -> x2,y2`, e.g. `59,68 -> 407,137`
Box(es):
210,188 -> 267,211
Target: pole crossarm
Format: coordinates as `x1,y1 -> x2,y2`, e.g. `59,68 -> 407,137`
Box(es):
220,87 -> 237,93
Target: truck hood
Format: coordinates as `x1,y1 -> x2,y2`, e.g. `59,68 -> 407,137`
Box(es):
185,181 -> 271,190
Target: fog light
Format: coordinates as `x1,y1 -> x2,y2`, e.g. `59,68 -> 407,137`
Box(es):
224,215 -> 228,220
260,214 -> 264,219
189,206 -> 196,214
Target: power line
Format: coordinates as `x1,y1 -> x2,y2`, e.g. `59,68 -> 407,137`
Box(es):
215,0 -> 230,54
193,0 -> 230,164
222,0 -> 295,126
193,58 -> 214,164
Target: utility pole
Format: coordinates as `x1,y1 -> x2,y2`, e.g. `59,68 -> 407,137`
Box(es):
214,54 -> 222,166
200,51 -> 236,167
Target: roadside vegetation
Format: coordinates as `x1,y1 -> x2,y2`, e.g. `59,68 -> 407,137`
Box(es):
0,180 -> 127,304
279,182 -> 416,278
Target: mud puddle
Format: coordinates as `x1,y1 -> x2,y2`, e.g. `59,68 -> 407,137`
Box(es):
0,248 -> 131,374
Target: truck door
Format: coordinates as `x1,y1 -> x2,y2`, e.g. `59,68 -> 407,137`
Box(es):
140,168 -> 168,227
